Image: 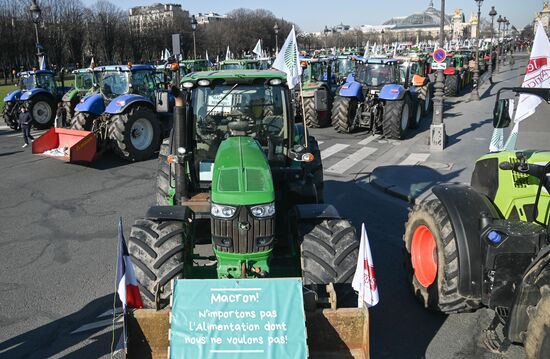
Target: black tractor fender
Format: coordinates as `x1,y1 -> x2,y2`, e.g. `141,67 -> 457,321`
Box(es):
506,246 -> 550,343
431,184 -> 501,298
145,205 -> 190,221
294,203 -> 341,221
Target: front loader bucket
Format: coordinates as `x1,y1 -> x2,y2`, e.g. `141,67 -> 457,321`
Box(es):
32,128 -> 97,163
126,307 -> 369,359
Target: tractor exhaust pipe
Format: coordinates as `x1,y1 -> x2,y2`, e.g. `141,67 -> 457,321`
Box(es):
172,87 -> 189,203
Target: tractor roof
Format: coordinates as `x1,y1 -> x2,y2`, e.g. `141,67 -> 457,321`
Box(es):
222,59 -> 260,64
180,59 -> 208,64
365,58 -> 401,65
182,69 -> 286,83
95,64 -> 155,72
19,70 -> 55,76
72,68 -> 95,74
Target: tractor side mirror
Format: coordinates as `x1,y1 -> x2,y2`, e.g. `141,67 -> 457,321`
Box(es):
493,98 -> 512,129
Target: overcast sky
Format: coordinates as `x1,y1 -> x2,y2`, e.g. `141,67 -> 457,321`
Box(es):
82,0 -> 543,32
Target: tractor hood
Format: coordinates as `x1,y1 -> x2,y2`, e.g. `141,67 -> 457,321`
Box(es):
211,136 -> 275,206
3,90 -> 22,102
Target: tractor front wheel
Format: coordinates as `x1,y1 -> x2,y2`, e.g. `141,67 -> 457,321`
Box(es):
300,219 -> 359,286
70,111 -> 95,131
525,285 -> 550,359
403,198 -> 480,313
28,93 -> 56,129
2,102 -> 18,130
382,97 -> 410,140
128,219 -> 186,309
331,96 -> 357,133
109,106 -> 161,162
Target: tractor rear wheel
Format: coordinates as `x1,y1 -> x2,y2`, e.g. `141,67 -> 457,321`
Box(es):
2,102 -> 18,130
128,219 -> 186,309
418,85 -> 432,116
331,96 -> 357,133
444,75 -> 459,97
70,111 -> 95,131
109,106 -> 161,162
28,93 -> 55,129
64,99 -> 77,125
304,94 -> 330,128
156,138 -> 174,205
300,219 -> 359,286
403,198 -> 480,313
525,285 -> 550,359
382,97 -> 410,140
409,100 -> 423,129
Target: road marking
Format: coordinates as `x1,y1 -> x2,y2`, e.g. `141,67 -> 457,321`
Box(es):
98,307 -> 123,318
358,135 -> 380,146
5,129 -> 47,138
325,147 -> 377,174
317,141 -> 324,145
71,316 -> 123,334
0,125 -> 9,130
399,153 -> 430,166
320,143 -> 349,160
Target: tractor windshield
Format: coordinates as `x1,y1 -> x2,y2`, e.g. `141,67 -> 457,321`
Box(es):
192,84 -> 287,160
35,74 -> 56,93
75,72 -> 94,91
335,59 -> 354,77
19,75 -> 35,90
130,70 -> 157,99
99,71 -> 129,99
359,64 -> 395,87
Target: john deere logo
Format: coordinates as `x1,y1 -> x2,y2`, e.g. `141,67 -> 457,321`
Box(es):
239,222 -> 251,231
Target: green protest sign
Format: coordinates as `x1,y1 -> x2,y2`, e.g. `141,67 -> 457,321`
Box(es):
170,278 -> 307,358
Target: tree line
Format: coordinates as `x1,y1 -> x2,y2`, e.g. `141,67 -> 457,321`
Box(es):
0,0 -> 295,77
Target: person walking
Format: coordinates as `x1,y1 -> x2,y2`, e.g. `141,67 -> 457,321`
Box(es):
19,106 -> 34,148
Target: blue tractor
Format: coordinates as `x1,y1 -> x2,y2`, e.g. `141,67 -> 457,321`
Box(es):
70,64 -> 174,162
3,70 -> 70,130
331,57 -> 423,139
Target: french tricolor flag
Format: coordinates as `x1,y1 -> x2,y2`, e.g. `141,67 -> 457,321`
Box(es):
116,219 -> 144,309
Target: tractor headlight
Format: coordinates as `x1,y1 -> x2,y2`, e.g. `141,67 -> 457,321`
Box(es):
211,203 -> 237,218
250,203 -> 275,218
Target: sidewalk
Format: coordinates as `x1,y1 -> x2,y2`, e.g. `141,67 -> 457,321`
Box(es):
359,55 -> 529,203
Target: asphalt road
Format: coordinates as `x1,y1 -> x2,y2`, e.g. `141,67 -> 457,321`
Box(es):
0,54 -> 544,359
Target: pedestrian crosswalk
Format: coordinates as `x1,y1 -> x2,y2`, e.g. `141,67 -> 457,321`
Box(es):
315,133 -> 431,176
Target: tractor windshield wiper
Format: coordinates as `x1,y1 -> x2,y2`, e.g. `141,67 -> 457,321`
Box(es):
206,83 -> 239,118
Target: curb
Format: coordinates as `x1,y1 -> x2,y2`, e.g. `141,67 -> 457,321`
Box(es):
364,173 -> 413,203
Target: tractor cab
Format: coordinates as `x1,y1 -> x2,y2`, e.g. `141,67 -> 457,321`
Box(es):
18,70 -> 57,95
334,55 -> 356,83
356,58 -> 402,90
299,57 -> 335,87
94,65 -> 158,102
178,59 -> 209,77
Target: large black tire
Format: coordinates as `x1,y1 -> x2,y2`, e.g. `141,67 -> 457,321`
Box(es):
403,198 -> 481,313
418,85 -> 432,116
70,111 -> 95,131
128,219 -> 186,309
300,219 -> 359,286
382,97 -> 410,140
63,99 -> 77,125
444,75 -> 459,97
525,285 -> 550,359
109,106 -> 161,162
304,93 -> 330,128
409,99 -> 423,129
156,138 -> 174,205
331,96 -> 357,133
2,102 -> 18,130
27,93 -> 56,129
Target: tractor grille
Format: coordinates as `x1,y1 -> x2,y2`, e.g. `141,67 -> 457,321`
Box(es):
211,206 -> 274,253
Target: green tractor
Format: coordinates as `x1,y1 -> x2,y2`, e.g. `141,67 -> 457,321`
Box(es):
403,88 -> 550,358
61,68 -> 98,120
128,69 -> 358,307
298,57 -> 336,128
125,69 -> 367,356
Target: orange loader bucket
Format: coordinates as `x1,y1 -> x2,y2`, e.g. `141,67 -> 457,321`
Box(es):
32,128 -> 97,163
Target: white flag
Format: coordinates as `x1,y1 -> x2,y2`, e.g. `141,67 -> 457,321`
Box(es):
271,26 -> 302,89
352,223 -> 379,308
253,39 -> 262,57
226,46 -> 231,60
364,41 -> 370,57
393,43 -> 398,58
89,57 -> 95,69
504,22 -> 550,150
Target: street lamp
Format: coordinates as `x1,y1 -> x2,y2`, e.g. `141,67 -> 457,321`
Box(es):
29,0 -> 44,67
431,0 -> 446,150
497,15 -> 504,72
505,18 -> 510,38
323,25 -> 330,48
191,15 -> 197,60
470,0 -> 483,101
274,23 -> 279,53
488,6 -> 497,81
